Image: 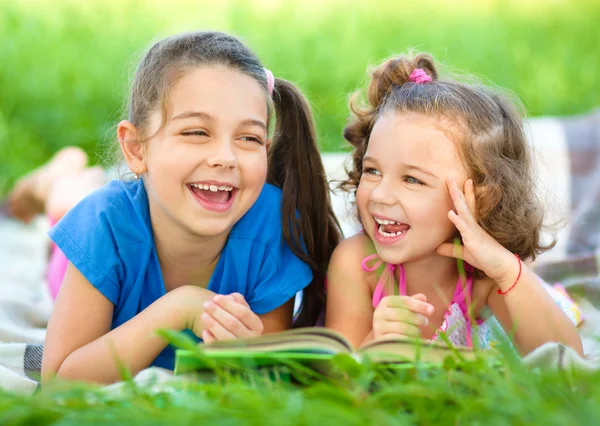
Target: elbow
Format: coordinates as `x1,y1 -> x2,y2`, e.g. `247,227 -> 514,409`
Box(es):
41,353 -> 82,385
41,351 -> 61,385
566,334 -> 584,357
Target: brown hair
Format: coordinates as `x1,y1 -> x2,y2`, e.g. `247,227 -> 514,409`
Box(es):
123,31 -> 342,326
341,52 -> 553,262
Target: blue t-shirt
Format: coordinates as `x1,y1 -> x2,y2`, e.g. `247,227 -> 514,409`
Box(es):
49,179 -> 313,370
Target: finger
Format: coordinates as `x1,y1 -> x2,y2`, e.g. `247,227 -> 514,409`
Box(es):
211,296 -> 263,334
228,293 -> 250,308
376,307 -> 429,326
412,293 -> 427,302
437,242 -> 467,260
375,321 -> 421,337
447,210 -> 472,236
465,179 -> 477,215
447,178 -> 477,227
381,296 -> 434,316
203,301 -> 251,337
202,329 -> 216,344
204,316 -> 237,341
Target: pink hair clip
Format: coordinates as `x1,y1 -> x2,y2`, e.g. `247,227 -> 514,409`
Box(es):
264,68 -> 275,95
409,68 -> 432,84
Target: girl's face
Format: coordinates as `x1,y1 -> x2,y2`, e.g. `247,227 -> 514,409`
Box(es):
140,65 -> 269,239
356,111 -> 468,265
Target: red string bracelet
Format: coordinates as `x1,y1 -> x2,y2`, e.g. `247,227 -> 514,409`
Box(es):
497,254 -> 521,295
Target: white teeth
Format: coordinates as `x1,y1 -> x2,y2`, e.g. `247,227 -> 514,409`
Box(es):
375,217 -> 398,225
377,225 -> 406,238
190,183 -> 233,192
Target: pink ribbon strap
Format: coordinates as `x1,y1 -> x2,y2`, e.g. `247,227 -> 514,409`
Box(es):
362,254 -> 406,308
264,68 -> 275,95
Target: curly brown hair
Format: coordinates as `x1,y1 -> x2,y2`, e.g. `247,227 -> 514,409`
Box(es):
341,52 -> 554,261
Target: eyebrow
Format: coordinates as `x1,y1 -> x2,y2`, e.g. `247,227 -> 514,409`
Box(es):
172,111 -> 213,121
405,164 -> 438,178
172,111 -> 267,132
362,156 -> 438,178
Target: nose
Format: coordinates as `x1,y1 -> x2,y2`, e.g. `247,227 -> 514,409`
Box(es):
206,138 -> 237,169
369,178 -> 397,206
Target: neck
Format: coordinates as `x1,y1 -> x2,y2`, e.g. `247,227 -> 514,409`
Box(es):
149,204 -> 229,291
400,253 -> 460,296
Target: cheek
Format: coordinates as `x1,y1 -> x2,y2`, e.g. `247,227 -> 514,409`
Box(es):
355,182 -> 370,208
240,151 -> 268,185
410,192 -> 453,224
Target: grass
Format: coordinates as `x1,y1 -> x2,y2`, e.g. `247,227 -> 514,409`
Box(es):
1,0 -> 599,195
0,1 -> 598,421
1,352 -> 599,425
2,328 -> 599,424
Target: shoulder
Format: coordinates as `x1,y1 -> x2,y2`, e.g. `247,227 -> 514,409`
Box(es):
85,179 -> 148,215
48,179 -> 153,305
330,232 -> 371,265
48,179 -> 151,268
53,179 -> 148,222
328,233 -> 375,289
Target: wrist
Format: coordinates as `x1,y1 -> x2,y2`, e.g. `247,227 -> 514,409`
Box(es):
495,253 -> 522,294
166,285 -> 216,330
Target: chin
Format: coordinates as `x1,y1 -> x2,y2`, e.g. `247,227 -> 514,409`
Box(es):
372,244 -> 408,265
187,220 -> 233,238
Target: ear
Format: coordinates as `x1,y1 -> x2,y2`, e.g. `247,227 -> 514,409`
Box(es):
117,120 -> 147,176
473,182 -> 501,220
266,138 -> 272,153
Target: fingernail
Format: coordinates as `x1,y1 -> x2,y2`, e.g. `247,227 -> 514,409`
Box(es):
203,301 -> 212,309
213,295 -> 222,302
427,305 -> 434,315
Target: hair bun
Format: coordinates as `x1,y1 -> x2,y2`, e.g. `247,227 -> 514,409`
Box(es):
366,53 -> 438,108
412,53 -> 438,81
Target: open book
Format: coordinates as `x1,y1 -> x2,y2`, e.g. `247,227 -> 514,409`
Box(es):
174,327 -> 480,375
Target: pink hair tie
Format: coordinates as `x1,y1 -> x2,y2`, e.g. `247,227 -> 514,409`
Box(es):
409,68 -> 432,84
264,68 -> 275,95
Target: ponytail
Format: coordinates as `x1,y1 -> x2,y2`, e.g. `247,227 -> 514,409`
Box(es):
268,78 -> 342,327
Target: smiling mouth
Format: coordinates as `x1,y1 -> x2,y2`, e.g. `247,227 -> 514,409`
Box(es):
374,217 -> 410,237
189,183 -> 235,204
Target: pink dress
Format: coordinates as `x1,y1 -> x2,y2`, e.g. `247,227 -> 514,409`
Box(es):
363,254 -> 492,348
46,217 -> 68,300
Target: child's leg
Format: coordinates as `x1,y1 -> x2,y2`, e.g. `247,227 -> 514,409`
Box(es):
7,146 -> 88,223
46,166 -> 106,222
46,166 -> 107,300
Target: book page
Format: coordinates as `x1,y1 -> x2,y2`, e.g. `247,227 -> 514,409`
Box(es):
198,327 -> 354,354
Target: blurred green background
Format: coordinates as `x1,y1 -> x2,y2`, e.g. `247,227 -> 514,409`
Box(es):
1,0 -> 598,195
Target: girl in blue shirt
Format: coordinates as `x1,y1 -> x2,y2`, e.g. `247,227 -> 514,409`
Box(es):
40,31 -> 341,383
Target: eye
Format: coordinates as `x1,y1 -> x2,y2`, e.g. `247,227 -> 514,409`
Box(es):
239,136 -> 264,145
362,167 -> 381,176
182,130 -> 208,137
404,175 -> 424,185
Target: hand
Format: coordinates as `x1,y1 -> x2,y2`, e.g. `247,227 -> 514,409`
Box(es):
372,294 -> 434,340
436,178 -> 516,283
200,293 -> 264,343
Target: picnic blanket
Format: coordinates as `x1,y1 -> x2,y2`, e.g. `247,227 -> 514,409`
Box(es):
1,111 -> 599,394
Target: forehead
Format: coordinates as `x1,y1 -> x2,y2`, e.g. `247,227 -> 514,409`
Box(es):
366,111 -> 462,168
167,65 -> 268,121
